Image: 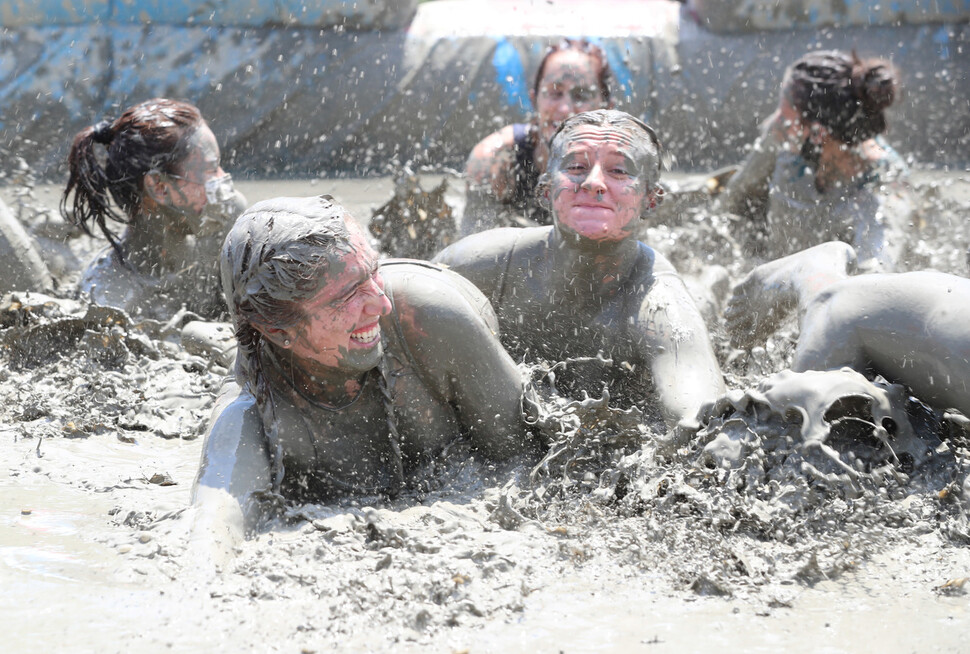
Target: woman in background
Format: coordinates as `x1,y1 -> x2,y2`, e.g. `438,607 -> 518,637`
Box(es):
62,98 -> 245,320
717,50 -> 914,271
461,39 -> 614,235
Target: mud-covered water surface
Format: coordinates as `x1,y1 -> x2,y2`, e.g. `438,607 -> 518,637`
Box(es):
2,173 -> 970,653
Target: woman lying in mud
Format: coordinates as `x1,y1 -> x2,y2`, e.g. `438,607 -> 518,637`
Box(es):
727,241 -> 970,417
436,110 -> 724,428
461,38 -> 614,236
61,98 -> 246,320
192,195 -> 538,556
717,49 -> 914,271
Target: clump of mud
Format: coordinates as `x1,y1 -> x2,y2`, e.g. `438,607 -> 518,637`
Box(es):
0,293 -> 222,442
369,171 -> 456,260
490,368 -> 970,599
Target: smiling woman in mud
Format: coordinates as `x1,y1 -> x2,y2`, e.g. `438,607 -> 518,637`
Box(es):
717,50 -> 914,271
461,39 -> 614,236
192,195 -> 537,552
62,98 -> 245,320
436,110 -> 724,428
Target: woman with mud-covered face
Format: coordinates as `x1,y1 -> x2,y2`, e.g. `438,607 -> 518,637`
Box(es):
436,110 -> 725,429
717,50 -> 914,271
461,39 -> 613,236
61,98 -> 246,320
191,195 -> 537,561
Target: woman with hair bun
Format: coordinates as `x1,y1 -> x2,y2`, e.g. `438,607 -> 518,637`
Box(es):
718,50 -> 914,271
61,98 -> 246,320
462,38 -> 615,235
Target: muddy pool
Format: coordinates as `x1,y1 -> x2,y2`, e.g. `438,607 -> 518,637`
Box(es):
1,172 -> 969,653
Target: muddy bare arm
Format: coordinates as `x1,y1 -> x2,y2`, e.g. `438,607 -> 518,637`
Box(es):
715,113 -> 784,220
189,382 -> 272,570
636,270 -> 726,428
391,266 -> 537,458
794,272 -> 970,417
461,126 -> 518,236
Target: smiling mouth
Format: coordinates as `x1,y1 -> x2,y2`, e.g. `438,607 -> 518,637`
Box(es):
350,324 -> 381,345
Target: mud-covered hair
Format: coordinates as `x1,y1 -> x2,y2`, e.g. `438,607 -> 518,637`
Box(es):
60,98 -> 205,259
221,194 -> 354,491
533,38 -> 614,106
785,50 -> 897,146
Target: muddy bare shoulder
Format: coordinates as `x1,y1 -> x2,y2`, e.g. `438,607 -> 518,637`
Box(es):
382,262 -> 500,366
433,226 -> 548,296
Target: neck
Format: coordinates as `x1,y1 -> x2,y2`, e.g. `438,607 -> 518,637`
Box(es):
123,207 -> 194,273
535,138 -> 550,173
269,345 -> 370,408
548,229 -> 641,297
815,138 -> 881,192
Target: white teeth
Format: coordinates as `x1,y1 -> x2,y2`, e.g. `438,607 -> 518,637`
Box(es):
350,325 -> 380,343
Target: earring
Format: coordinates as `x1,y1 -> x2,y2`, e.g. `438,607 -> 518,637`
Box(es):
284,339 -> 291,347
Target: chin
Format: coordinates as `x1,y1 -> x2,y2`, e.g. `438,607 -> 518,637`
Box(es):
339,341 -> 385,373
562,221 -> 631,242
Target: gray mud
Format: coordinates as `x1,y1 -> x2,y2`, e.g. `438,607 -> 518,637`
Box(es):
1,173 -> 970,653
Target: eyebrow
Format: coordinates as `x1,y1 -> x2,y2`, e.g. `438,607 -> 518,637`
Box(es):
331,259 -> 379,303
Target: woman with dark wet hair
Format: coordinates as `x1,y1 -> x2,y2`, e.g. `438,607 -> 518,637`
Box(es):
62,98 -> 245,320
437,110 -> 724,429
191,195 -> 536,557
462,38 -> 614,235
718,50 -> 914,271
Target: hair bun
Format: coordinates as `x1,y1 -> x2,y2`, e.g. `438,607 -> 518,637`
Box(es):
854,63 -> 896,112
91,119 -> 115,145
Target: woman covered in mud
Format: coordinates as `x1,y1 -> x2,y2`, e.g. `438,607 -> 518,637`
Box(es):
717,50 -> 914,271
461,38 -> 614,236
436,109 -> 724,428
62,98 -> 246,320
192,195 -> 538,549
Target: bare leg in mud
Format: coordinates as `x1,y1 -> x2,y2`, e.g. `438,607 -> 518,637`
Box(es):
725,241 -> 857,348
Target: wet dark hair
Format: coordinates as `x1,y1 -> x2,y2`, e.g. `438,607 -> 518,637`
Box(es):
533,38 -> 614,106
785,50 -> 897,146
60,98 -> 205,258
